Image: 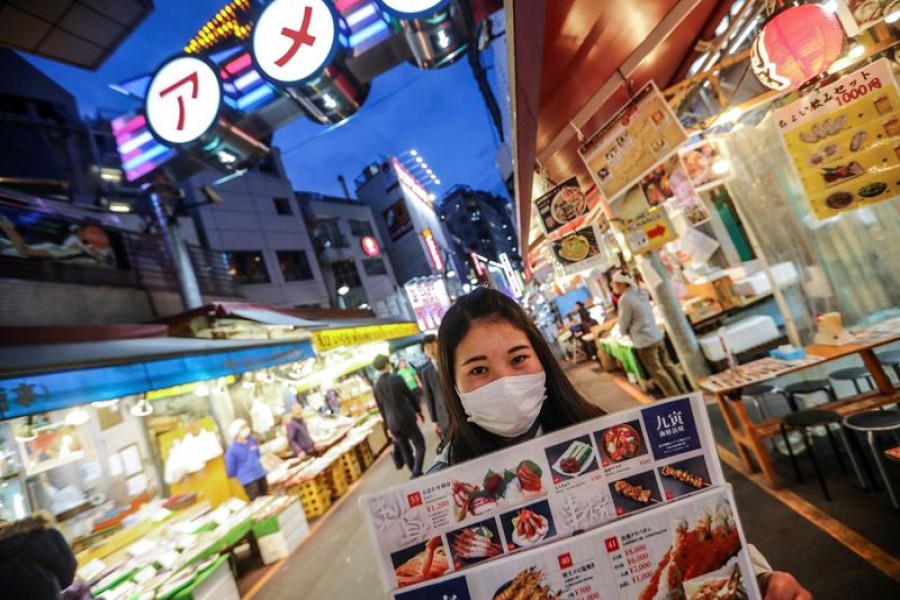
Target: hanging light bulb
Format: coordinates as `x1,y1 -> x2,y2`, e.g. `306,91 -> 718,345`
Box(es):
65,407 -> 90,426
131,398 -> 153,417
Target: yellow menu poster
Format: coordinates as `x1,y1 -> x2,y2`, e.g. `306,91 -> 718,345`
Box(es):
774,58 -> 900,219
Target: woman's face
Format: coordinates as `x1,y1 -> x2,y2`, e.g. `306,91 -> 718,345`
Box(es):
453,319 -> 543,394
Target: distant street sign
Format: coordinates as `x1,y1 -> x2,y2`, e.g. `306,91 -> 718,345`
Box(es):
375,0 -> 451,19
146,55 -> 222,145
251,0 -> 340,84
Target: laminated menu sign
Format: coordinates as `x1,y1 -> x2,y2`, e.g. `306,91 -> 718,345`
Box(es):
774,58 -> 900,220
533,177 -> 591,236
391,486 -> 761,600
361,394 -> 727,593
552,224 -> 611,275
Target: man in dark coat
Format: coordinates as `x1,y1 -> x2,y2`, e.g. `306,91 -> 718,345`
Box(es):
420,334 -> 450,450
372,354 -> 426,477
0,512 -> 77,600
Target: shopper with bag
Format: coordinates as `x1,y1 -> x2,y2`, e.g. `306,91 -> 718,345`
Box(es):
372,354 -> 426,478
428,287 -> 810,600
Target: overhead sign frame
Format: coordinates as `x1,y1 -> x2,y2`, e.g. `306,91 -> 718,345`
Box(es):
145,54 -> 223,146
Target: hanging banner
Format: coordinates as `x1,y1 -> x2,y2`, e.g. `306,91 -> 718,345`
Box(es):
578,82 -> 688,202
625,207 -> 677,256
774,58 -> 900,219
533,177 -> 590,236
834,0 -> 899,36
552,223 -> 610,275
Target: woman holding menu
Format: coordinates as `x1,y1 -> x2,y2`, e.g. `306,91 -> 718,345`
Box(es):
429,287 -> 810,600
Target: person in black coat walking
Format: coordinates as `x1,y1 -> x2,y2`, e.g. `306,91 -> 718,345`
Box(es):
0,512 -> 77,600
372,354 -> 426,477
420,334 -> 450,450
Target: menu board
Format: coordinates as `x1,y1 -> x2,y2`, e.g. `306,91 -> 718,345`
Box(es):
678,138 -> 733,193
362,394 -> 727,593
579,83 -> 688,201
552,223 -> 611,275
774,58 -> 900,220
835,0 -> 899,36
393,486 -> 761,600
534,177 -> 590,236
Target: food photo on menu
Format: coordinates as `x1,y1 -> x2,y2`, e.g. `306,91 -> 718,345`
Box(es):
657,455 -> 713,501
451,459 -> 546,522
499,499 -> 557,551
544,435 -> 599,483
391,536 -> 450,588
447,517 -> 505,568
609,470 -> 664,516
595,420 -> 650,468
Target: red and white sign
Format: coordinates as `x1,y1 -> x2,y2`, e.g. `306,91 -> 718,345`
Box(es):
392,158 -> 433,211
146,55 -> 221,145
360,235 -> 380,257
375,0 -> 450,18
421,228 -> 444,272
251,0 -> 339,84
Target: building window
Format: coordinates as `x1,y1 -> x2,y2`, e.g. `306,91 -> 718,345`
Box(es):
277,250 -> 314,281
348,219 -> 374,237
273,197 -> 292,215
362,258 -> 387,276
226,251 -> 270,284
313,220 -> 347,250
333,259 -> 362,289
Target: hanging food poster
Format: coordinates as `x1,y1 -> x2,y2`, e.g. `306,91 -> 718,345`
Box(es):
774,58 -> 900,220
669,153 -> 712,227
552,223 -> 610,275
579,82 -> 688,201
834,0 -> 900,36
533,177 -> 590,235
678,138 -> 733,192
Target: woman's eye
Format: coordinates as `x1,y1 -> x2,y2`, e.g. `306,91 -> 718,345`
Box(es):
511,354 -> 529,365
470,366 -> 488,376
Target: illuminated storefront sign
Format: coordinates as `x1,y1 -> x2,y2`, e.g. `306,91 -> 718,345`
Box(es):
251,0 -> 340,84
392,158 -> 433,210
404,277 -> 452,331
470,251 -> 486,276
500,252 -> 523,298
421,227 -> 444,272
375,0 -> 450,18
145,55 -> 222,145
312,322 -> 420,351
361,235 -> 380,257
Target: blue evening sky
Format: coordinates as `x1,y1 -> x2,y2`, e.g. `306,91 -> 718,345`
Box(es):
23,1 -> 509,199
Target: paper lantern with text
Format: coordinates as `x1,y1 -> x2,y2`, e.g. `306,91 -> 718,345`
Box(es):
751,4 -> 844,91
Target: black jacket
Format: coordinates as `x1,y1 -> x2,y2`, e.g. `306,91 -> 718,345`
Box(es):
0,514 -> 77,600
420,360 -> 450,439
373,372 -> 420,433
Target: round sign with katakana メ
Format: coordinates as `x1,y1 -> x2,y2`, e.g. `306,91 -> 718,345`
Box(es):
146,55 -> 222,145
375,0 -> 450,19
251,0 -> 340,85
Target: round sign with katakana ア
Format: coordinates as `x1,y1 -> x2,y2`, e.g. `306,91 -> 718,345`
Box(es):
146,55 -> 222,145
251,0 -> 340,85
375,0 -> 450,19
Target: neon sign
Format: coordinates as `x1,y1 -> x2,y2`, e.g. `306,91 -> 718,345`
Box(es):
361,235 -> 380,257
421,228 -> 444,272
145,55 -> 222,145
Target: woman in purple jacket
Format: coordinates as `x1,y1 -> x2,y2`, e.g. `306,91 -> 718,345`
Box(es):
286,403 -> 322,459
225,419 -> 268,500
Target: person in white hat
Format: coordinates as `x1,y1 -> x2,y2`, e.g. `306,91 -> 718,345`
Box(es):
611,271 -> 686,397
224,418 -> 268,500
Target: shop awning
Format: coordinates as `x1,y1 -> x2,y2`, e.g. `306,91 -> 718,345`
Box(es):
509,0 -> 727,257
225,307 -> 324,329
0,337 -> 315,420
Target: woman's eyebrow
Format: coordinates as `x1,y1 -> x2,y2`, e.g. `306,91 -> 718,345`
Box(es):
508,345 -> 529,354
461,354 -> 487,366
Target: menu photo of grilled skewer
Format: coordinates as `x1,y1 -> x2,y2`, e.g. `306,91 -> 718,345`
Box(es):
657,456 -> 712,501
609,470 -> 664,516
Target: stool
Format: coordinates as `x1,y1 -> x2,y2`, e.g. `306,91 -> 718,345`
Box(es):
828,367 -> 873,396
843,410 -> 900,510
877,350 -> 900,382
740,384 -> 790,421
783,380 -> 836,412
780,409 -> 861,500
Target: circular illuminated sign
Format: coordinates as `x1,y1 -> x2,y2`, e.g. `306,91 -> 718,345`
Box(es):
375,0 -> 451,18
361,235 -> 380,257
146,55 -> 222,145
251,0 -> 340,85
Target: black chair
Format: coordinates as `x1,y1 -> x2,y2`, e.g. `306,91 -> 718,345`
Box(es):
877,350 -> 900,382
843,410 -> 900,510
828,367 -> 873,396
783,380 -> 836,412
740,384 -> 790,421
779,408 -> 861,500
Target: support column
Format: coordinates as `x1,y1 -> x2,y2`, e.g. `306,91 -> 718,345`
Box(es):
149,191 -> 204,310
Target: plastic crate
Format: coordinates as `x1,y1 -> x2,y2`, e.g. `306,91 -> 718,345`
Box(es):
287,473 -> 332,519
339,449 -> 363,482
325,462 -> 349,499
355,440 -> 374,469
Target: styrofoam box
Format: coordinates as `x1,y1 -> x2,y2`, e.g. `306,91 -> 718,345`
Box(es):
734,272 -> 771,297
699,316 -> 780,362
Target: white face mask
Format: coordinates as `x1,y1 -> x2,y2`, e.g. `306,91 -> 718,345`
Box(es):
457,371 -> 547,437
239,427 -> 251,440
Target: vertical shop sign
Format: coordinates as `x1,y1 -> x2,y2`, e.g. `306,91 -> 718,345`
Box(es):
421,228 -> 444,272
774,58 -> 900,219
251,0 -> 340,84
145,55 -> 222,145
578,82 -> 688,201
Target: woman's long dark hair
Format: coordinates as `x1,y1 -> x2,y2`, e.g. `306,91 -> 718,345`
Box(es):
437,287 -> 605,463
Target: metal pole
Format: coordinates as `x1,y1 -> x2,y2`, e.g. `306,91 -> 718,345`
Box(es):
640,251 -> 711,386
149,191 -> 204,310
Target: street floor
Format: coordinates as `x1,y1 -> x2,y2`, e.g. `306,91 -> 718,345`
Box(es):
243,363 -> 900,599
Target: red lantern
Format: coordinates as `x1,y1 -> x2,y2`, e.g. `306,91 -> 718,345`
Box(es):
751,4 -> 844,91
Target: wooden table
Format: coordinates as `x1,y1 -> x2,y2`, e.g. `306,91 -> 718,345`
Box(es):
698,323 -> 900,485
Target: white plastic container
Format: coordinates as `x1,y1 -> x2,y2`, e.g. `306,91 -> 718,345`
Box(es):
699,315 -> 780,361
